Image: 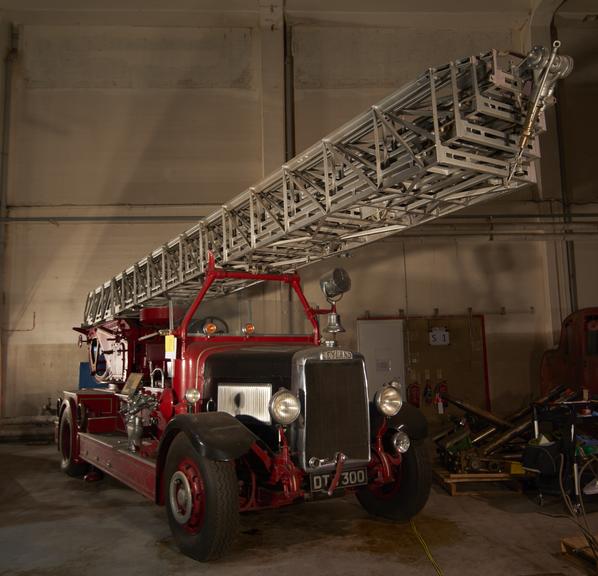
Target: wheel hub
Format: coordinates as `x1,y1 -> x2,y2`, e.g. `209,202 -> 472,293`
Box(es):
169,471 -> 193,524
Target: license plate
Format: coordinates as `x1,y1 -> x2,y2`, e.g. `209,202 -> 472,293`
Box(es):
310,467 -> 368,492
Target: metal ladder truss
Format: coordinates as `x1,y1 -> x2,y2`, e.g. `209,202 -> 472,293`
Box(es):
83,48 -> 567,327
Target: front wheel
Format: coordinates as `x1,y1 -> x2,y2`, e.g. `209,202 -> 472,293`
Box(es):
357,440 -> 431,521
165,433 -> 239,561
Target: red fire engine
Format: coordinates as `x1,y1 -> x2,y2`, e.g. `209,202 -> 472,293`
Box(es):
59,256 -> 429,560
56,43 -> 571,560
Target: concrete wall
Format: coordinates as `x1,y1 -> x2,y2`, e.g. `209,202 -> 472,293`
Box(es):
15,25 -> 261,206
2,7 -> 265,415
298,239 -> 552,415
293,25 -> 515,151
0,1 -> 592,416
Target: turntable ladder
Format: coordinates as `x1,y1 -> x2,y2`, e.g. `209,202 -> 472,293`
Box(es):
83,45 -> 572,327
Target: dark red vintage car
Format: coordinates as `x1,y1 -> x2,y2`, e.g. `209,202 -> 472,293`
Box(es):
541,308 -> 598,395
58,256 -> 430,561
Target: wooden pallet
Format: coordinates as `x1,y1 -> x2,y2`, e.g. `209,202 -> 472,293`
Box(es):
433,467 -> 523,496
560,533 -> 598,574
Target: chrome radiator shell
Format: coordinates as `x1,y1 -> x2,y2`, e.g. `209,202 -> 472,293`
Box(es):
291,348 -> 371,473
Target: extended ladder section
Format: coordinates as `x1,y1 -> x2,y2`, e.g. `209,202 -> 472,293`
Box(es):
83,45 -> 573,327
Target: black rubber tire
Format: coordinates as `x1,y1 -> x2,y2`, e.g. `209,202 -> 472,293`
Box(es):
357,440 -> 432,521
58,404 -> 89,477
164,433 -> 239,561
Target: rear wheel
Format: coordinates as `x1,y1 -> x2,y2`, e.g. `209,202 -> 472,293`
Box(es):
58,404 -> 89,477
165,433 -> 239,561
357,440 -> 431,521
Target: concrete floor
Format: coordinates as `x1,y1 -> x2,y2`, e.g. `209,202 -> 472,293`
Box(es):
0,442 -> 592,576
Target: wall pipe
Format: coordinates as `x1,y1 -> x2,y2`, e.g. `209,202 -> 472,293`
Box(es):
0,24 -> 18,419
552,25 -> 578,311
283,19 -> 295,162
0,25 -> 17,224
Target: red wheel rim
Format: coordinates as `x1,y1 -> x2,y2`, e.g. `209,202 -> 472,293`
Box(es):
169,458 -> 206,534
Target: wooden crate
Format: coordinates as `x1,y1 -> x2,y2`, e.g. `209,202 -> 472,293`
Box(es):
433,467 -> 523,496
560,533 -> 598,574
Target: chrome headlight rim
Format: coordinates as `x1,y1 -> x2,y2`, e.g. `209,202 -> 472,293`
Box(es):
390,429 -> 411,454
184,388 -> 201,405
269,388 -> 301,426
375,382 -> 403,417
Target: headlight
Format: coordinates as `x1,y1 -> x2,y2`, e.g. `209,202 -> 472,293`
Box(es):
185,388 -> 201,404
375,384 -> 403,417
391,429 -> 410,454
269,389 -> 300,426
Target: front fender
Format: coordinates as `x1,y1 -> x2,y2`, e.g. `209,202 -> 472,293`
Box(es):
155,412 -> 256,504
369,402 -> 428,442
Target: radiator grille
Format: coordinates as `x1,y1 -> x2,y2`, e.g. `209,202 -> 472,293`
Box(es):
303,360 -> 369,464
217,384 -> 272,423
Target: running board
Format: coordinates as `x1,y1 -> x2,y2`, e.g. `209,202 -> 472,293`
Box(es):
79,433 -> 156,501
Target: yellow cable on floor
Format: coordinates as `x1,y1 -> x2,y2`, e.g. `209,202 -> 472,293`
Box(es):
410,519 -> 444,576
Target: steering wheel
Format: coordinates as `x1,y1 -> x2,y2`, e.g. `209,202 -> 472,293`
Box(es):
188,316 -> 229,335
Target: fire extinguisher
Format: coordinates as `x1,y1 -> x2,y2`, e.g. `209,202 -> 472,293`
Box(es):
424,376 -> 433,405
434,380 -> 449,414
407,382 -> 421,408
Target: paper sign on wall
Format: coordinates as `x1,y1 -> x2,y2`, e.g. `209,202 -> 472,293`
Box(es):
429,327 -> 450,346
375,347 -> 392,372
165,334 -> 178,359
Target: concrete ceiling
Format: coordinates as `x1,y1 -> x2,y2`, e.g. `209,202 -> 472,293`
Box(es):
0,0 -> 537,31
0,0 -> 534,13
